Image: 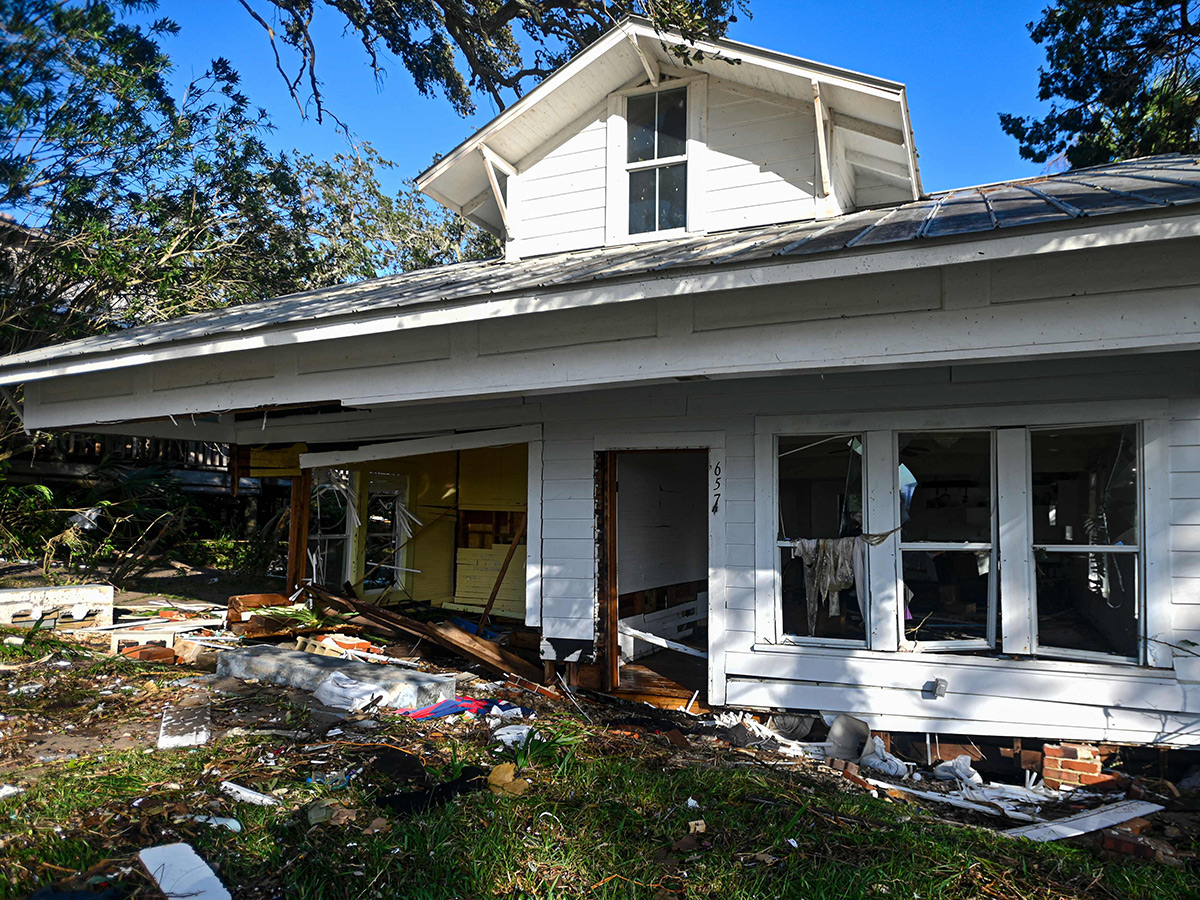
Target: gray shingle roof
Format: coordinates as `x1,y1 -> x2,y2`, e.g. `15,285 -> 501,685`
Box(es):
3,155 -> 1199,375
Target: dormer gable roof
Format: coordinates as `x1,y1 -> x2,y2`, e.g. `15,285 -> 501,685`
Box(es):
417,16 -> 922,236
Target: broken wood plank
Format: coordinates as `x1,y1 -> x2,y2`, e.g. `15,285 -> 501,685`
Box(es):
1003,799 -> 1164,842
310,586 -> 542,682
479,512 -> 527,629
617,622 -> 708,659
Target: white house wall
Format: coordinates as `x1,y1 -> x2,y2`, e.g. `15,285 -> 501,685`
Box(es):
703,80 -> 819,230
509,104 -> 609,258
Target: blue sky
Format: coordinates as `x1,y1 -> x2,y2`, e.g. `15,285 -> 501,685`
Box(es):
156,1 -> 1053,194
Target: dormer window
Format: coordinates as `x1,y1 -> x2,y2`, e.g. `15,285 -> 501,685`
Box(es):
626,87 -> 688,234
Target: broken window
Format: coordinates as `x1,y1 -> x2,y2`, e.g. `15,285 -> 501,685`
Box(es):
308,468 -> 353,590
898,431 -> 996,649
776,434 -> 866,641
1031,424 -> 1140,660
361,475 -> 415,596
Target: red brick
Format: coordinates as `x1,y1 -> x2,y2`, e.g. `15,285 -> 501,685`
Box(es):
1117,817 -> 1152,835
120,645 -> 175,663
1102,830 -> 1156,859
1043,744 -> 1067,758
1058,758 -> 1103,774
1062,742 -> 1099,760
1079,772 -> 1120,787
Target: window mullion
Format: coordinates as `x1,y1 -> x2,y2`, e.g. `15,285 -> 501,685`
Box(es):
997,427 -> 1034,654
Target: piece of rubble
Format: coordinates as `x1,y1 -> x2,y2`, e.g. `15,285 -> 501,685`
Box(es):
216,645 -> 454,710
219,781 -> 279,806
138,843 -> 230,900
1004,799 -> 1165,842
157,698 -> 211,749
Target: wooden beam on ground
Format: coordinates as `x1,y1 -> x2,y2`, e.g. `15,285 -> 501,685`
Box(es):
479,512 -> 527,630
310,586 -> 541,682
286,469 -> 312,593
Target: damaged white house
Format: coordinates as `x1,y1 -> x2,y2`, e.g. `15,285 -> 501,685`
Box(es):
4,18 -> 1200,745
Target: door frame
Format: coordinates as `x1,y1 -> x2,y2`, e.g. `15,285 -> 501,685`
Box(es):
593,431 -> 727,702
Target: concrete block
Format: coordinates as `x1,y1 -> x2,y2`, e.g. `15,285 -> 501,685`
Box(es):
215,645 -> 454,710
0,584 -> 113,628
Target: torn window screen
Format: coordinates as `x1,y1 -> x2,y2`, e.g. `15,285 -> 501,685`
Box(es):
1031,424 -> 1140,659
308,468 -> 353,589
776,434 -> 866,641
898,432 -> 996,647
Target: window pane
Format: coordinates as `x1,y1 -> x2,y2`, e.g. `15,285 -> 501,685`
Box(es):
1031,424 -> 1138,546
627,93 -> 657,163
658,163 -> 687,230
781,547 -> 866,640
777,434 -> 864,640
902,550 -> 992,643
899,431 -> 991,543
1036,551 -> 1138,657
778,435 -> 863,541
629,168 -> 656,234
657,88 -> 687,158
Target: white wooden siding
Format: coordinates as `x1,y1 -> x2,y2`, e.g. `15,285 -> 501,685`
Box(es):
509,105 -> 608,258
1171,403 -> 1200,662
704,81 -> 818,231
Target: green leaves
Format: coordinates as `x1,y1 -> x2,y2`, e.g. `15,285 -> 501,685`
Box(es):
237,1 -> 749,120
1002,1 -> 1200,167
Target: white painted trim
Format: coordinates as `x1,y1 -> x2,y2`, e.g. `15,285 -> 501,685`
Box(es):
300,425 -> 543,468
754,400 -> 1170,435
864,430 -> 900,651
997,427 -> 1034,654
592,430 -> 728,705
525,439 -> 544,628
11,211 -> 1200,386
812,83 -> 830,198
1143,418 -> 1173,668
829,109 -> 905,146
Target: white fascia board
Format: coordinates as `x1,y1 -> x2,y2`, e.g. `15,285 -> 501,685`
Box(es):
7,209 -> 1200,386
300,424 -> 542,468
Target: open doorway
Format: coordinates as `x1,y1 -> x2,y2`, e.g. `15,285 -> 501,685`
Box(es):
597,449 -> 709,702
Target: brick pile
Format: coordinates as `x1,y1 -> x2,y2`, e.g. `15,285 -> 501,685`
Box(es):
1042,742 -> 1120,790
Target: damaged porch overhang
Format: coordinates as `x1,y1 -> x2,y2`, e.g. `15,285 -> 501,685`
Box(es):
3,155 -> 1200,393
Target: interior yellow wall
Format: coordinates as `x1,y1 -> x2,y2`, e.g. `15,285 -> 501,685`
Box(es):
352,443 -> 529,610
459,444 -> 528,510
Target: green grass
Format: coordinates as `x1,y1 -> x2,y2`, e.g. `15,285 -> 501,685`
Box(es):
0,634 -> 1194,899
2,712 -> 1195,900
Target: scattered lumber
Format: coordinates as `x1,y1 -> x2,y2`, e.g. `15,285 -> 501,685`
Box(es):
308,585 -> 542,683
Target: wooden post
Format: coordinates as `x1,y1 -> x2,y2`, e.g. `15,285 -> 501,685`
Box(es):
478,512 -> 527,630
286,469 -> 312,593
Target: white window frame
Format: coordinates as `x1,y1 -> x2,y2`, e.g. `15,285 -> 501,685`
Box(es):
754,403 -> 1173,669
769,431 -> 870,649
896,429 -> 999,654
1026,422 -> 1143,665
605,75 -> 707,245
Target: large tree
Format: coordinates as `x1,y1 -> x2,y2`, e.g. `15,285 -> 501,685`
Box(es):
1001,1 -> 1200,168
0,0 -> 495,458
238,0 -> 748,123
